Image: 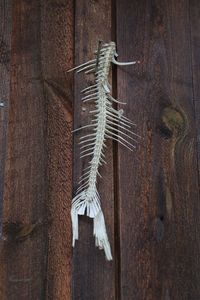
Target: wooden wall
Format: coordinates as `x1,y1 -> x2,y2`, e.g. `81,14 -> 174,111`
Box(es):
0,1 -> 200,299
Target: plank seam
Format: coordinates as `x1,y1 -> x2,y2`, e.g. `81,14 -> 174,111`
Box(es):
112,0 -> 121,299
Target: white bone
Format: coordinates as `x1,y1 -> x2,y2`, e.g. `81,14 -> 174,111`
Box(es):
67,59 -> 96,72
71,41 -> 139,261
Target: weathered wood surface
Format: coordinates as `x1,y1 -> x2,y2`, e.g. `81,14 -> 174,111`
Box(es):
117,0 -> 200,299
0,1 -> 73,299
190,0 -> 200,177
0,0 -> 12,238
0,1 -> 48,299
0,1 -> 200,299
0,1 -> 12,296
41,1 -> 73,299
72,1 -> 115,299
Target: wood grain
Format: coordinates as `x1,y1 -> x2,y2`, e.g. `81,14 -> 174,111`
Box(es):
41,1 -> 73,299
0,0 -> 12,238
0,1 -> 48,299
73,1 -> 115,299
116,0 -> 200,299
190,0 -> 200,179
0,1 -> 200,299
0,0 -> 12,297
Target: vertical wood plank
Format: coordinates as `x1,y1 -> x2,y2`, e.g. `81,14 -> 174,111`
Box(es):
73,1 -> 115,299
41,1 -> 73,299
190,0 -> 200,176
0,1 -> 48,299
116,0 -> 200,299
0,1 -> 12,297
0,0 -> 12,237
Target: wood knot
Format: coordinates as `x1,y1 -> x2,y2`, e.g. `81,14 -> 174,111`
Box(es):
2,220 -> 43,242
160,106 -> 186,138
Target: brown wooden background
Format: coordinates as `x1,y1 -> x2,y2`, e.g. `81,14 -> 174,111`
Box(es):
0,0 -> 200,299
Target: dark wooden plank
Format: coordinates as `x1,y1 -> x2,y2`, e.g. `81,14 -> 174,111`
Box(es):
41,1 -> 73,299
73,1 -> 115,299
0,0 -> 12,238
0,1 -> 48,299
190,0 -> 200,178
0,1 -> 12,297
116,0 -> 200,299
